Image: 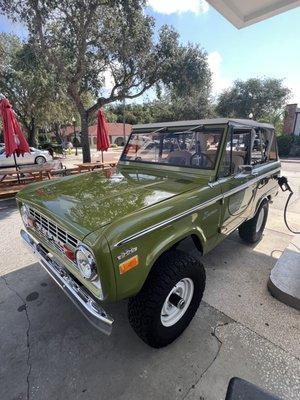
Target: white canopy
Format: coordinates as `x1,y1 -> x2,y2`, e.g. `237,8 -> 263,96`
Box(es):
207,0 -> 300,28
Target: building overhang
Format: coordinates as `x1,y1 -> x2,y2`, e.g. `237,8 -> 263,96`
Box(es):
207,0 -> 300,28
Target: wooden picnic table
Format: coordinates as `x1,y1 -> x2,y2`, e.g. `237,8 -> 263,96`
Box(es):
76,162 -> 117,173
0,164 -> 54,184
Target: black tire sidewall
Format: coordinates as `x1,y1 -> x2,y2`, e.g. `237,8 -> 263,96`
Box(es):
150,264 -> 204,345
128,250 -> 206,348
239,200 -> 269,243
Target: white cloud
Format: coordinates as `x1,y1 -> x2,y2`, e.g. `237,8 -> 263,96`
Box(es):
148,0 -> 209,15
207,51 -> 231,98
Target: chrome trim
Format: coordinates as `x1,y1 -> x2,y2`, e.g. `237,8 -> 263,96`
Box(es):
21,229 -> 114,335
222,168 -> 280,200
115,194 -> 224,247
28,206 -> 79,252
114,168 -> 280,247
75,244 -> 98,282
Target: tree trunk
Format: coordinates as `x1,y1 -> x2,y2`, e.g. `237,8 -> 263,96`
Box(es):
53,122 -> 62,143
27,117 -> 37,147
80,110 -> 91,163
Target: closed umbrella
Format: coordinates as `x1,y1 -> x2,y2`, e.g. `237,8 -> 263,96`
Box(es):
0,97 -> 30,182
96,108 -> 110,163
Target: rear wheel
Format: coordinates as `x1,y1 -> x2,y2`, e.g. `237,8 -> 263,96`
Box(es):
128,250 -> 206,348
35,156 -> 46,165
239,199 -> 269,244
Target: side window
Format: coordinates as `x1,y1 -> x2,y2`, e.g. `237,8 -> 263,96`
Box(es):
251,132 -> 262,165
268,133 -> 278,161
251,129 -> 276,165
219,130 -> 251,177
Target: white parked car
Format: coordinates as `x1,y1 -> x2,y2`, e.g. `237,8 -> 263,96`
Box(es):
0,147 -> 52,168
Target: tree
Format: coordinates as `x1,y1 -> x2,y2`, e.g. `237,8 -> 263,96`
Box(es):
0,33 -> 75,146
0,0 -> 212,162
216,78 -> 290,120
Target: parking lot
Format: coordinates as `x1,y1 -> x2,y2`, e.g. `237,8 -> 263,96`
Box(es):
0,161 -> 299,400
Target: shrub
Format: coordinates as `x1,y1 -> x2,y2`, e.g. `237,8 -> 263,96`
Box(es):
277,135 -> 294,157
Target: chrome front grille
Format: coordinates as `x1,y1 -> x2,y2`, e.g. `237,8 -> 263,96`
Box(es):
29,207 -> 78,252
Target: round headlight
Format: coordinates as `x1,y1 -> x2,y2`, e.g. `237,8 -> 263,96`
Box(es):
75,245 -> 97,281
20,204 -> 30,227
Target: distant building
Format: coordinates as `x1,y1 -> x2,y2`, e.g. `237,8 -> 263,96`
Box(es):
283,104 -> 300,136
88,122 -> 132,147
54,122 -> 132,146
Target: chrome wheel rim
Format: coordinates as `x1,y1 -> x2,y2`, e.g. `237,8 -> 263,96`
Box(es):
256,208 -> 265,233
160,278 -> 194,327
36,157 -> 45,164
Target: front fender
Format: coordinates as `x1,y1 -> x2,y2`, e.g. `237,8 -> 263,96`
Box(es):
108,203 -> 220,300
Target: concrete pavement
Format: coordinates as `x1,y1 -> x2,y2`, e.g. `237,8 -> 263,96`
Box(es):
0,161 -> 299,400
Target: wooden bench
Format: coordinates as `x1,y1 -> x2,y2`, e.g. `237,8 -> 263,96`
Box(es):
0,164 -> 56,185
0,184 -> 28,199
76,162 -> 117,173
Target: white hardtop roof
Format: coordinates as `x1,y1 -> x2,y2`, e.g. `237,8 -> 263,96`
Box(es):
206,0 -> 300,28
133,118 -> 274,131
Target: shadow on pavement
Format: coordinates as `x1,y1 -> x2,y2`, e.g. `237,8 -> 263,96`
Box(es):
1,224 -> 298,400
0,261 -> 231,400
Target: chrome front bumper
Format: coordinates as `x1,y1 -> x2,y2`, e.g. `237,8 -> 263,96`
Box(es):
20,229 -> 114,335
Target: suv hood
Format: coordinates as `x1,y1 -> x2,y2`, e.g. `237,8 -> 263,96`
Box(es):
17,167 -> 207,238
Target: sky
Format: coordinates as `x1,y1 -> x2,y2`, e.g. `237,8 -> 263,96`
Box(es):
146,0 -> 300,104
1,1 -> 300,104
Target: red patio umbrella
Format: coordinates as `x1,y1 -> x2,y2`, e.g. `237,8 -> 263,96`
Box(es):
96,108 -> 110,163
0,97 -> 30,180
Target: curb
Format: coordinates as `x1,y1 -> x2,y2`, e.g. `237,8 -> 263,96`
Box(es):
268,236 -> 300,311
280,158 -> 300,164
268,277 -> 300,310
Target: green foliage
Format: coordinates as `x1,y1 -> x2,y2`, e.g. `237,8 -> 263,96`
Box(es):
277,135 -> 295,157
259,110 -> 284,135
216,78 -> 290,120
107,94 -> 214,126
0,33 -> 76,145
0,0 -> 213,162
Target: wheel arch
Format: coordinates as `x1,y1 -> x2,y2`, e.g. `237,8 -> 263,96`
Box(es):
143,229 -> 205,283
255,194 -> 271,213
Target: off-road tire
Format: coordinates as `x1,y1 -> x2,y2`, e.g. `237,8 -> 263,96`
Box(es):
239,199 -> 269,244
128,249 -> 206,348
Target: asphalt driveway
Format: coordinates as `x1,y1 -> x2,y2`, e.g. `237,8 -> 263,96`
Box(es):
0,161 -> 299,400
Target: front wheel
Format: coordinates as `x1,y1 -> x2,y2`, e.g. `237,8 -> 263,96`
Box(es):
239,199 -> 269,244
128,250 -> 206,348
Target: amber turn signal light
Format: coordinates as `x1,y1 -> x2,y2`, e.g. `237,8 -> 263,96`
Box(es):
119,255 -> 139,275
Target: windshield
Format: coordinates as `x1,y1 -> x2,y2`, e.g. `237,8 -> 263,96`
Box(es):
121,127 -> 224,170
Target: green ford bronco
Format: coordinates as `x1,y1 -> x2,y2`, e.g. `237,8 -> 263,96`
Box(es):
18,118 -> 280,348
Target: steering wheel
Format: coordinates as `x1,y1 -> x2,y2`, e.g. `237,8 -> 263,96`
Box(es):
190,152 -> 213,168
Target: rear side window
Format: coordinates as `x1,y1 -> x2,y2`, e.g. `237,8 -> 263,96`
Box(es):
219,130 -> 251,177
251,129 -> 276,165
